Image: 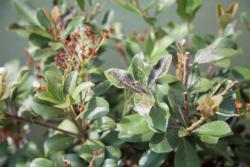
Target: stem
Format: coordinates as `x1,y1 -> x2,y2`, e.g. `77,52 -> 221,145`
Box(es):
133,0 -> 145,16
183,52 -> 189,86
207,65 -> 215,78
187,22 -> 192,48
186,116 -> 206,132
220,81 -> 239,96
183,92 -> 189,114
4,112 -> 81,139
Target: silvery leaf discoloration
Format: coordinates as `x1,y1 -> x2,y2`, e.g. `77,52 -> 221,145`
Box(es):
148,55 -> 172,87
105,68 -> 146,93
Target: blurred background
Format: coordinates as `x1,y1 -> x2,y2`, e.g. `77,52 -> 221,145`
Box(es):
0,0 -> 249,146
0,0 -> 249,68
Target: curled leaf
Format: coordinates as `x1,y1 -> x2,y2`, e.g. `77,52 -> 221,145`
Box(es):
148,55 -> 172,87
198,95 -> 223,117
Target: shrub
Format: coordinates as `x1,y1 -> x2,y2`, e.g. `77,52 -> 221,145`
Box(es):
0,0 -> 250,166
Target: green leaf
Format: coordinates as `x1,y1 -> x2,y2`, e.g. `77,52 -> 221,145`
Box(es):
30,158 -> 55,167
44,69 -> 65,103
199,135 -> 219,144
139,150 -> 166,167
63,16 -> 83,38
8,23 -> 31,37
63,71 -> 78,94
146,102 -> 170,132
145,32 -> 155,55
33,48 -> 57,61
133,93 -> 155,117
93,80 -> 112,96
80,97 -> 109,120
91,116 -> 116,131
190,78 -> 215,94
233,66 -> 250,80
102,10 -> 114,26
217,98 -> 236,120
125,39 -> 142,58
63,154 -> 84,167
44,134 -> 74,155
163,22 -> 189,41
150,36 -> 174,60
148,55 -> 172,87
71,82 -> 94,100
103,159 -> 118,167
174,139 -> 201,167
31,100 -> 64,120
105,146 -> 121,160
194,121 -> 232,137
157,0 -> 176,13
13,0 -> 39,25
117,114 -> 154,142
76,0 -> 85,11
149,133 -> 177,153
235,147 -> 250,164
168,82 -> 187,126
29,34 -> 50,48
129,52 -> 146,82
194,38 -> 239,64
76,140 -> 105,166
112,0 -> 142,15
105,68 -> 146,93
57,119 -> 79,134
191,35 -> 207,50
37,9 -> 52,29
176,0 -> 201,22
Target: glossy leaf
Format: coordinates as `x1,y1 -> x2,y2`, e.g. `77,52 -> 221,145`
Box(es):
76,139 -> 105,166
63,71 -> 78,94
71,82 -> 94,100
81,97 -> 109,120
175,139 -> 201,167
139,150 -> 166,167
57,119 -> 79,134
30,158 -> 55,167
29,34 -> 50,48
146,102 -> 170,132
194,121 -> 232,137
149,133 -> 177,153
117,114 -> 154,142
44,134 -> 74,155
31,100 -> 64,120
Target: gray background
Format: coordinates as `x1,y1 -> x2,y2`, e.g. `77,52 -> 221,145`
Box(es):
0,0 -> 249,67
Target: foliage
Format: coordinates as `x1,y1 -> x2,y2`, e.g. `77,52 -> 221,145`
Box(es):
0,0 -> 250,166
